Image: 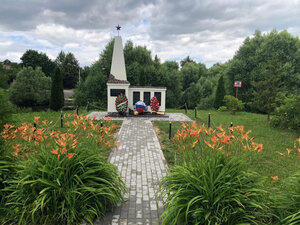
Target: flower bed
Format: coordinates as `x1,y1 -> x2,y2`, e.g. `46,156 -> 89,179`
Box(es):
0,114 -> 125,225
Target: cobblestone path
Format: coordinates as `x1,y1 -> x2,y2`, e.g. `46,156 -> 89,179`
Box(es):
95,118 -> 168,225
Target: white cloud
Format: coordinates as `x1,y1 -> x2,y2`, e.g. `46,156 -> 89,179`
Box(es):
0,0 -> 300,67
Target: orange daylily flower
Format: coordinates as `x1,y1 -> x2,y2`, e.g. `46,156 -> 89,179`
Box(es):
211,136 -> 219,143
286,148 -> 292,155
220,135 -> 231,144
225,151 -> 232,156
61,148 -> 67,154
192,121 -> 197,129
65,121 -> 70,126
105,117 -> 112,121
51,148 -> 58,154
66,153 -> 74,159
115,142 -> 120,146
4,124 -> 9,129
192,140 -> 198,147
255,144 -> 263,152
271,176 -> 278,181
56,139 -> 67,147
217,125 -> 224,132
105,141 -> 110,147
34,117 -> 40,122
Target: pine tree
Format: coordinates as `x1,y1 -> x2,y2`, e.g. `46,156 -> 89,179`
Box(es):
50,67 -> 64,111
214,75 -> 226,109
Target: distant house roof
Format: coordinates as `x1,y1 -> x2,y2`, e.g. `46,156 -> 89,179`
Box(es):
130,86 -> 166,89
107,74 -> 130,84
3,59 -> 11,65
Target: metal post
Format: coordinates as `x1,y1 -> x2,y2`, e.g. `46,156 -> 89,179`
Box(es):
195,107 -> 197,119
236,87 -> 238,99
169,122 -> 172,140
184,103 -> 188,114
60,111 -> 63,128
101,122 -> 103,127
208,113 -> 211,128
76,105 -> 79,115
87,101 -> 89,112
230,122 -> 233,127
33,122 -> 37,133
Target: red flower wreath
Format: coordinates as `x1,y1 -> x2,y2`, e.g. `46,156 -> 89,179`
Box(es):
115,94 -> 128,114
150,96 -> 160,112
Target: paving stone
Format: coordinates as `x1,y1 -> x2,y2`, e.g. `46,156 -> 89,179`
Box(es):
92,115 -> 193,224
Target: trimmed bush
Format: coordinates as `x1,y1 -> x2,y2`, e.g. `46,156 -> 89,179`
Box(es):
224,95 -> 244,114
158,153 -> 269,225
9,67 -> 51,107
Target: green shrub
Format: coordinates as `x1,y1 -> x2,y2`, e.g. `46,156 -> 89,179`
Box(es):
157,153 -> 270,225
271,95 -> 300,132
224,95 -> 244,114
9,67 -> 51,107
4,147 -> 126,225
218,105 -> 227,112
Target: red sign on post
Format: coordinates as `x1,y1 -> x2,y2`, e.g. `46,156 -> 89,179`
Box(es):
234,81 -> 242,98
234,81 -> 242,88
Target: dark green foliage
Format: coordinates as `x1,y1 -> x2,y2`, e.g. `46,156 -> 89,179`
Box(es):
225,30 -> 300,109
180,56 -> 195,67
9,67 -> 51,107
73,64 -> 107,108
4,147 -> 126,225
271,95 -> 300,131
158,152 -> 269,225
138,68 -> 146,86
61,53 -> 80,89
21,49 -> 55,77
214,75 -> 226,109
252,59 -> 284,121
0,62 -> 22,87
0,89 -> 12,130
50,67 -> 64,111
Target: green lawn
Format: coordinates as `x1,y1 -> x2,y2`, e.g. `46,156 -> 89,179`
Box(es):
154,109 -> 300,181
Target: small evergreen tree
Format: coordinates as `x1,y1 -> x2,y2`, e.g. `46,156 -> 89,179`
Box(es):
50,67 -> 64,111
214,75 -> 226,109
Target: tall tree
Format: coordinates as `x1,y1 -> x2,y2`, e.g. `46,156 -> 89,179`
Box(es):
180,56 -> 195,67
214,75 -> 226,109
252,59 -> 284,121
61,53 -> 80,89
50,67 -> 64,111
21,50 -> 55,76
55,51 -> 66,67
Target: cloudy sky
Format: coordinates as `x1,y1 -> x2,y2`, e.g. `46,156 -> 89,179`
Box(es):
0,0 -> 300,67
